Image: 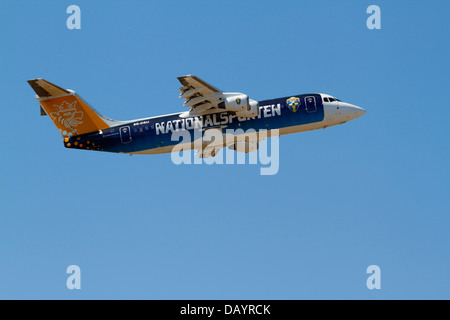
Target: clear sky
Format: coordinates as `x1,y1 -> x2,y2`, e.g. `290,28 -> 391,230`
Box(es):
0,0 -> 449,299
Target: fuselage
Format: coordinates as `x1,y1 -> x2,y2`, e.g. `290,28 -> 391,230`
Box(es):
63,93 -> 365,154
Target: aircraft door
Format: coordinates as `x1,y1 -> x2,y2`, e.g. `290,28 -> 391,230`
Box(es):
120,126 -> 132,144
305,96 -> 317,113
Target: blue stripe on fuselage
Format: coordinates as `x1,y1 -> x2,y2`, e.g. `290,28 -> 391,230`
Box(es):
73,94 -> 324,153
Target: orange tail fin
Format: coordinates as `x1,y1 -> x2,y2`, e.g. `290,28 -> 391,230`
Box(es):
28,79 -> 110,137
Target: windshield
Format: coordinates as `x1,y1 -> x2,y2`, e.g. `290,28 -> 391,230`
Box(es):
324,96 -> 341,102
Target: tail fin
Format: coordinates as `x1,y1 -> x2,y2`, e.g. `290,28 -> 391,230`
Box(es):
28,79 -> 110,137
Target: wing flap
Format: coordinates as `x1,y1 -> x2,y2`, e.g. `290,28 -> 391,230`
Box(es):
177,75 -> 223,115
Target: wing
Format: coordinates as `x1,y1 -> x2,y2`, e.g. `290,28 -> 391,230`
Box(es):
178,75 -> 224,115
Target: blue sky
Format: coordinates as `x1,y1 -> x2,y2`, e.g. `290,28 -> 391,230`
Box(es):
0,0 -> 449,299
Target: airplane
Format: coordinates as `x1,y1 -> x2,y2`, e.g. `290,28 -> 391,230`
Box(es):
27,75 -> 366,157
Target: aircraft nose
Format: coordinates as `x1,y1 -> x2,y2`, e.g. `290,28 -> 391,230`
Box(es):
336,102 -> 366,122
351,105 -> 366,118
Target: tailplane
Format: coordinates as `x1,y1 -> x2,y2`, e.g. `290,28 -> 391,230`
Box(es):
28,79 -> 111,137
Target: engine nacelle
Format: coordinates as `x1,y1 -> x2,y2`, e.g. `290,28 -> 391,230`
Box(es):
235,99 -> 259,118
220,94 -> 259,118
228,141 -> 259,153
223,94 -> 249,112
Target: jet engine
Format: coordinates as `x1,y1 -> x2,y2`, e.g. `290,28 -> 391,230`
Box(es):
219,94 -> 259,118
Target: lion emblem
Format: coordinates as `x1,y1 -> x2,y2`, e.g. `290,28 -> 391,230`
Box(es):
49,100 -> 84,135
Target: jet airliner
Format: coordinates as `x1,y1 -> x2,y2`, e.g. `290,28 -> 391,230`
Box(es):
28,75 -> 365,157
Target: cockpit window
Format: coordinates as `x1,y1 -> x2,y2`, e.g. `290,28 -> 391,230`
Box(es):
324,96 -> 342,102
